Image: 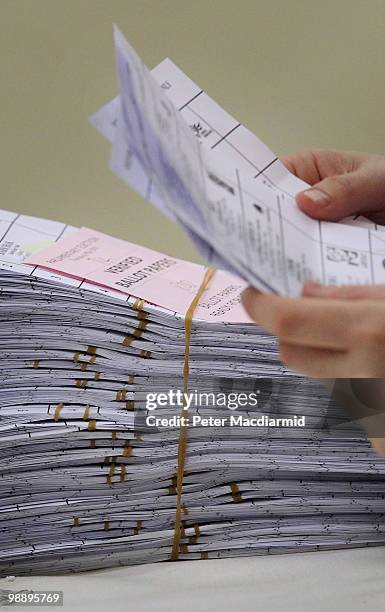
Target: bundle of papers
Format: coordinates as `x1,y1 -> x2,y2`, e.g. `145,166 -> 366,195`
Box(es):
91,27 -> 385,296
1,209 -> 385,575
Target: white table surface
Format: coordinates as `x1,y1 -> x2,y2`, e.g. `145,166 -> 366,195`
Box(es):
1,547 -> 384,612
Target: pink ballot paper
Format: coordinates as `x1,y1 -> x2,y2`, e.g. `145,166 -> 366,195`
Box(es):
25,227 -> 252,323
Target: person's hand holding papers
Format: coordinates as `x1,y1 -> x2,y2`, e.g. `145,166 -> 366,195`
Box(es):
242,149 -> 385,379
283,149 -> 385,223
242,282 -> 385,378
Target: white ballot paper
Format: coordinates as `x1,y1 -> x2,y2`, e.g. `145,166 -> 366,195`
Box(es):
90,27 -> 385,296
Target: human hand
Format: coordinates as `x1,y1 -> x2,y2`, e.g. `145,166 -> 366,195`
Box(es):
281,149 -> 385,223
371,438 -> 385,456
241,282 -> 385,378
243,149 -> 385,455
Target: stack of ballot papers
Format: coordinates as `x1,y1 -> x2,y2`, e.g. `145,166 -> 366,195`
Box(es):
1,208 -> 385,576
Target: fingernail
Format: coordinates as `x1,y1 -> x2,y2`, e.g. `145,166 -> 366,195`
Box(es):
302,188 -> 331,207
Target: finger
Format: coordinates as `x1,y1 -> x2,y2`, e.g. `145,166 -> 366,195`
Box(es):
241,288 -> 358,349
280,149 -> 359,184
279,341 -> 349,377
369,438 -> 385,456
302,282 -> 385,300
364,210 -> 385,225
296,159 -> 385,221
281,336 -> 385,377
280,150 -> 322,184
349,342 -> 385,377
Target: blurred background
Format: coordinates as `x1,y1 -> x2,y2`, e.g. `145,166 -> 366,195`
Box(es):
1,0 -> 384,262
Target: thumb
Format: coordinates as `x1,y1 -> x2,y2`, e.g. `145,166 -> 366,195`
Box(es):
296,165 -> 385,221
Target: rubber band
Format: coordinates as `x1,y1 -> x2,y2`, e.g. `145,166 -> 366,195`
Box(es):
189,524 -> 200,545
88,419 -> 96,431
122,320 -> 148,346
168,475 -> 177,495
133,298 -> 145,311
171,267 -> 216,561
230,482 -> 242,503
53,403 -> 64,422
120,464 -> 126,481
122,442 -> 132,457
76,379 -> 88,389
106,459 -> 116,485
179,544 -> 188,554
121,389 -> 127,401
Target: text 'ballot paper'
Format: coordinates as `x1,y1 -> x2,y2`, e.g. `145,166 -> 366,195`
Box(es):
92,26 -> 385,296
25,227 -> 252,323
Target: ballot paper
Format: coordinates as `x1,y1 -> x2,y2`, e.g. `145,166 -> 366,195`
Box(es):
1,207 -> 385,575
24,226 -> 250,323
90,27 -> 385,296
